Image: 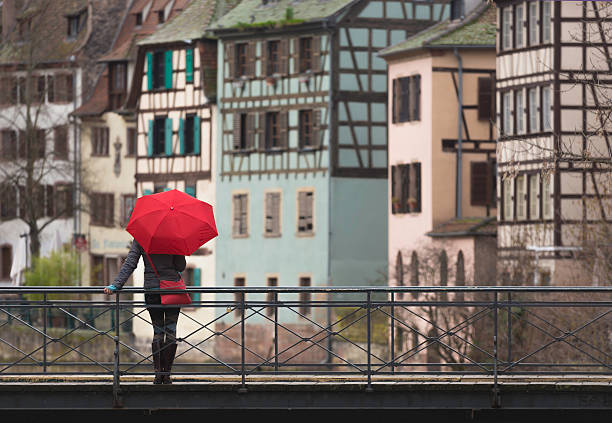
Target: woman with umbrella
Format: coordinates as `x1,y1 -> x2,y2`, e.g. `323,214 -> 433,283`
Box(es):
104,189 -> 218,385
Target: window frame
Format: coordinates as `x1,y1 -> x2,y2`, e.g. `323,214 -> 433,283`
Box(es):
297,189 -> 314,236
264,190 -> 282,237
232,192 -> 249,238
235,42 -> 248,78
265,111 -> 281,150
514,4 -> 524,49
91,126 -> 109,157
152,116 -> 166,156
391,163 -> 422,214
267,40 -> 280,76
91,192 -> 114,227
299,37 -> 313,73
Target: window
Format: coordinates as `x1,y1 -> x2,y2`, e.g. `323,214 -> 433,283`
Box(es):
67,15 -> 80,39
54,125 -> 68,160
234,277 -> 245,317
299,37 -> 313,73
503,178 -> 513,220
1,245 -> 11,280
265,191 -> 281,236
34,75 -> 45,103
542,86 -> 551,131
470,161 -> 495,207
542,1 -> 551,43
0,185 -> 17,220
17,18 -> 31,41
299,110 -> 313,148
17,77 -> 25,104
528,2 -> 538,45
184,115 -> 195,154
91,127 -> 109,156
91,255 -> 104,285
392,75 -> 420,123
158,10 -> 165,23
391,163 -> 421,214
91,193 -> 114,226
299,276 -> 311,316
153,117 -> 166,155
502,8 -> 512,50
528,88 -> 538,133
450,0 -> 463,20
297,190 -> 314,234
153,51 -> 166,89
502,91 -> 512,135
235,43 -> 248,77
542,175 -> 552,219
516,175 -> 526,220
528,174 -> 539,219
266,276 -> 278,317
267,40 -> 280,75
515,90 -> 524,134
55,184 -> 73,217
109,62 -> 127,109
515,5 -> 524,49
233,113 -> 254,150
232,193 -> 248,237
1,130 -> 17,160
135,12 -> 143,26
154,185 -> 166,193
121,194 -> 136,227
265,112 -> 281,150
126,128 -> 137,156
477,77 -> 494,121
20,129 -> 46,160
54,74 -> 73,103
46,75 -> 55,103
0,77 -> 16,105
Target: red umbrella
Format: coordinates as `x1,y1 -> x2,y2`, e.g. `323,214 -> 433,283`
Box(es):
126,189 -> 217,255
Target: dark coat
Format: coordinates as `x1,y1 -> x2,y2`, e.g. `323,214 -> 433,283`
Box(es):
111,240 -> 186,290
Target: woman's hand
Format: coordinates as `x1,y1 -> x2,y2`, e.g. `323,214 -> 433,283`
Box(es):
104,285 -> 117,295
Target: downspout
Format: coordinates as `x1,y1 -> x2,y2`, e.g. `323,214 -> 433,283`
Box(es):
454,47 -> 463,218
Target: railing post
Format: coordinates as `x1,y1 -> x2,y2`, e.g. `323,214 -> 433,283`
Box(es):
366,291 -> 372,392
113,292 -> 123,408
274,291 -> 279,373
238,290 -> 247,393
390,291 -> 395,374
43,292 -> 47,373
492,290 -> 501,408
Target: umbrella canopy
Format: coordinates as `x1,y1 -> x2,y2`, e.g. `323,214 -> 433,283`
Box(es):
126,189 -> 218,255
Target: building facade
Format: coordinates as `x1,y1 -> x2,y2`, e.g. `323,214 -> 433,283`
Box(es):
494,0 -> 612,284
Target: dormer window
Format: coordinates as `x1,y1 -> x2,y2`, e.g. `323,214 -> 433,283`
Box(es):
158,10 -> 165,24
66,10 -> 86,40
135,12 -> 143,26
450,0 -> 464,21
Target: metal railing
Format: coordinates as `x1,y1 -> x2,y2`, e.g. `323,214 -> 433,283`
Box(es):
1,286 -> 611,404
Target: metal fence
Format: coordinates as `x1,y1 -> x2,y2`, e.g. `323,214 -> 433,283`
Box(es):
1,286 -> 611,398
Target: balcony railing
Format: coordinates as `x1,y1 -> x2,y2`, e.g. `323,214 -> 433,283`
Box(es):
1,286 -> 611,404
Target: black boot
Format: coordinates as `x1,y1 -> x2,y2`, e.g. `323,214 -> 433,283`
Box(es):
161,341 -> 177,384
152,339 -> 163,384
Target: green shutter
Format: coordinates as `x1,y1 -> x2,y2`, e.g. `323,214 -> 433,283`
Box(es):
194,115 -> 201,155
147,120 -> 153,156
165,118 -> 173,156
146,52 -> 153,91
143,189 -> 152,196
193,268 -> 201,302
186,49 -> 194,83
179,118 -> 185,155
185,186 -> 195,197
163,187 -> 171,192
164,50 -> 173,89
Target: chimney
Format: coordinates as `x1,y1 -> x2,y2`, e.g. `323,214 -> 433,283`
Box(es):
2,0 -> 16,41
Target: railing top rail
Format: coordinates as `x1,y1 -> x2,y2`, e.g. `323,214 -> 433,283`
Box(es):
1,285 -> 611,294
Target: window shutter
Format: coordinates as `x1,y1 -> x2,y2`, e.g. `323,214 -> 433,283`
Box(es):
247,41 -> 256,77
143,189 -> 152,196
292,38 -> 299,74
470,161 -> 490,206
298,191 -> 305,231
258,112 -> 266,150
233,113 -> 242,150
192,268 -> 201,302
179,118 -> 185,155
262,41 -> 269,76
265,193 -> 272,233
312,109 -> 322,147
164,50 -> 173,89
279,39 -> 290,75
272,193 -> 280,234
225,42 -> 235,79
186,49 -> 194,83
185,186 -> 196,197
391,165 -> 397,214
165,118 -> 173,156
306,192 -> 313,231
478,77 -> 492,120
146,52 -> 153,91
392,79 -> 397,124
194,115 -> 201,154
413,162 -> 421,212
232,195 -> 240,235
246,114 -> 255,149
312,36 -> 321,72
279,111 -> 288,148
147,120 -> 154,156
412,75 -> 421,121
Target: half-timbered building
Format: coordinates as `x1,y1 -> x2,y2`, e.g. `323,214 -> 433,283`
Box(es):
494,0 -> 612,284
380,0 -> 497,289
125,0 -> 220,335
0,0 -> 125,284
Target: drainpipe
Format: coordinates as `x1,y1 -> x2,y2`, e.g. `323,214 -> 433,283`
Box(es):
454,47 -> 463,218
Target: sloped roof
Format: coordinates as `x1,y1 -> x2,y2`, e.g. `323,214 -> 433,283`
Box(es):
209,0 -> 357,32
139,0 -> 218,46
426,217 -> 497,238
379,2 -> 496,58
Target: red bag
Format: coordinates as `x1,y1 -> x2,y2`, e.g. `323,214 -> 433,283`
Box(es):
160,279 -> 192,305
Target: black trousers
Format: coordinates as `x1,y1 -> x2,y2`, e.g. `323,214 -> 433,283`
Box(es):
145,294 -> 180,343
